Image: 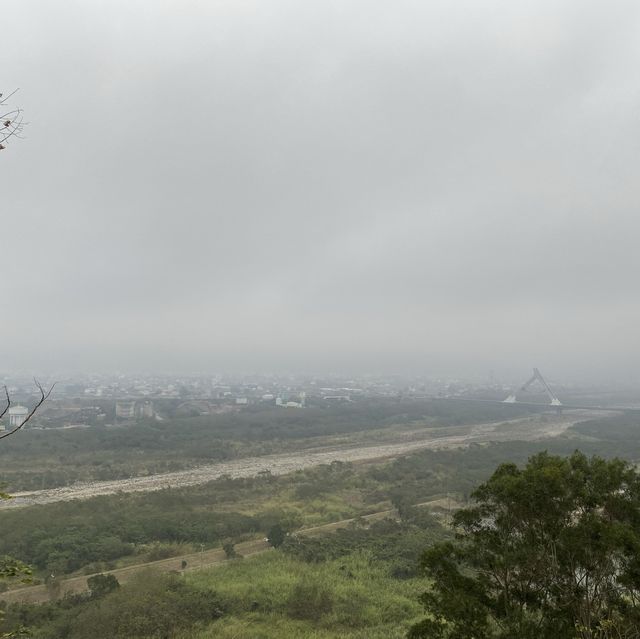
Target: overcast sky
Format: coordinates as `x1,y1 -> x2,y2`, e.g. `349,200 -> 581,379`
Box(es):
2,0 -> 640,380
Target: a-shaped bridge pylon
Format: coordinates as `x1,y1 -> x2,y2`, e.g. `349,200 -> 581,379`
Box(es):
503,368 -> 562,406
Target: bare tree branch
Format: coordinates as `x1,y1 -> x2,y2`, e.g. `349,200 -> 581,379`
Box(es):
0,386 -> 10,420
0,379 -> 56,441
0,89 -> 20,105
0,89 -> 26,150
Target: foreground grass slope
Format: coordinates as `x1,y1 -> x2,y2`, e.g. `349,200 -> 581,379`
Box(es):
182,551 -> 424,639
1,550 -> 424,638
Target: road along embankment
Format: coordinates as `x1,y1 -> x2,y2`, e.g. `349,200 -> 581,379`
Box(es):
1,410 -> 605,509
0,499 -> 467,605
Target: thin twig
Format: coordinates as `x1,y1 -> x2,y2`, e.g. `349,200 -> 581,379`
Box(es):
0,89 -> 26,148
0,386 -> 10,420
0,379 -> 56,440
0,88 -> 20,106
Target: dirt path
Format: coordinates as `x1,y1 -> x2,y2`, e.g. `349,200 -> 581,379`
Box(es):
0,487 -> 557,605
0,508 -> 399,605
1,410 -> 604,510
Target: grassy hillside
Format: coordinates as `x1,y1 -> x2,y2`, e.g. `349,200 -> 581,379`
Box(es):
183,551 -> 424,639
1,550 -> 425,639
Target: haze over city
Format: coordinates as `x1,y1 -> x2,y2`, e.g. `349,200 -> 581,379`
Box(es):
6,3 -> 640,638
3,0 -> 640,380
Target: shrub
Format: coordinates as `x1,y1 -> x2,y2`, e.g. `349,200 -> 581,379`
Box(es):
87,573 -> 119,598
286,579 -> 334,621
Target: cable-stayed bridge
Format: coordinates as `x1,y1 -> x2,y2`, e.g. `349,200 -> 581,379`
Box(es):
435,369 -> 639,414
503,367 -> 562,407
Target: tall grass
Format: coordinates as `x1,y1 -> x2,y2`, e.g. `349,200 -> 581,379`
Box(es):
184,551 -> 423,638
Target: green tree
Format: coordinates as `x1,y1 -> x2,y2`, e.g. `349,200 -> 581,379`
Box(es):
410,451 -> 640,639
390,491 -> 416,521
87,573 -> 120,598
222,540 -> 237,559
0,556 -> 31,582
267,524 -> 287,548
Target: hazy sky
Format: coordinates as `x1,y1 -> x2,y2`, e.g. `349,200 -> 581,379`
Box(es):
2,0 -> 640,379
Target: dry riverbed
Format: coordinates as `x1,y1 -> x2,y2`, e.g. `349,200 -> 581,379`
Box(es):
1,410 -> 604,509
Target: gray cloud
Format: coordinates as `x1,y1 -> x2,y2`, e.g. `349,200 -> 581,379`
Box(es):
2,0 -> 640,379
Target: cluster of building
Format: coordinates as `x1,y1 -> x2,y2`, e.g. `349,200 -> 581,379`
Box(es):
0,371 -> 536,430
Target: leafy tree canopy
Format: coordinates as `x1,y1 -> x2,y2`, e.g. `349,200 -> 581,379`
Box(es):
87,573 -> 119,599
267,524 -> 287,548
410,451 -> 640,639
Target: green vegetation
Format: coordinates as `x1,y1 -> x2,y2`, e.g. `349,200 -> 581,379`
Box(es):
0,399 -> 535,490
184,551 -> 425,638
0,463 -> 359,575
0,553 -> 422,638
282,516 -> 446,578
410,451 -> 640,639
2,407 -> 640,637
572,412 -> 640,448
86,573 -> 119,599
266,524 -> 287,548
0,437 -> 516,578
2,409 -> 640,578
0,518 -> 441,638
1,571 -> 223,639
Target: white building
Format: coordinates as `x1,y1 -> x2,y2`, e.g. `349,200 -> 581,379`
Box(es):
8,406 -> 29,428
115,401 -> 136,420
